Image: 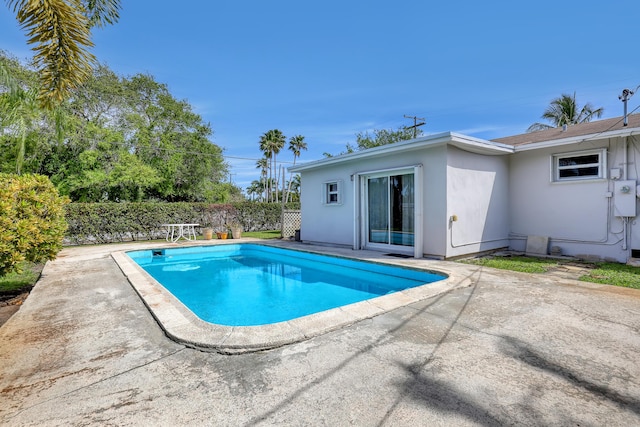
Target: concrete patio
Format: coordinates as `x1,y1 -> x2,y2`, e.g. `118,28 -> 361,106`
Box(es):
1,241 -> 639,426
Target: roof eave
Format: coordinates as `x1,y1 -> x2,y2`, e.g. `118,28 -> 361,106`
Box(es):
514,127 -> 640,152
290,132 -> 512,173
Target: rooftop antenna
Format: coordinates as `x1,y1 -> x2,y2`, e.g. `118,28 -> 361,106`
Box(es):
403,115 -> 426,138
619,88 -> 635,126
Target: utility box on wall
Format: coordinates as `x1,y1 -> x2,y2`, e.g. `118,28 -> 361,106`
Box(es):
613,180 -> 637,217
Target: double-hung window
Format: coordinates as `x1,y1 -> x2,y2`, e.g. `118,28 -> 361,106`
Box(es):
552,149 -> 606,182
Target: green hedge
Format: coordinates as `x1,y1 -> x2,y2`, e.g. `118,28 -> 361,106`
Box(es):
0,174 -> 69,275
64,202 -> 300,245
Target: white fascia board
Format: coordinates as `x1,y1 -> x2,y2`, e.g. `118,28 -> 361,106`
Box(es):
514,128 -> 640,152
448,132 -> 514,155
290,132 -> 511,173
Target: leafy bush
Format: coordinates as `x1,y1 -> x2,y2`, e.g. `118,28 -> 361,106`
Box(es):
0,174 -> 69,275
64,201 -> 299,245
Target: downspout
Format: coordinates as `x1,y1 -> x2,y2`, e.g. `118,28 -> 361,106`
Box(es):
624,136 -> 628,179
623,137 -> 629,251
352,173 -> 359,250
413,165 -> 424,258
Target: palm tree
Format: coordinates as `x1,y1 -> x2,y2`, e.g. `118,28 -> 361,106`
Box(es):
1,55 -> 72,174
285,135 -> 307,203
255,157 -> 269,202
7,0 -> 120,108
527,92 -> 604,132
289,174 -> 301,202
2,88 -> 40,174
258,129 -> 286,202
0,66 -> 44,174
245,180 -> 257,201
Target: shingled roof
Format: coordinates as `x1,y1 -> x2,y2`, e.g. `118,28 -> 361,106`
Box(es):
492,113 -> 640,147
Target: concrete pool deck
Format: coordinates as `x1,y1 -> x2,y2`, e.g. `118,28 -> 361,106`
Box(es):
1,240 -> 640,425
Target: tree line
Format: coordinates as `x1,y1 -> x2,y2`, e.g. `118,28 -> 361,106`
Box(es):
0,51 -> 241,203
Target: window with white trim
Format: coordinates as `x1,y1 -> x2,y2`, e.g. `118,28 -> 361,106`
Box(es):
322,180 -> 342,205
552,149 -> 606,182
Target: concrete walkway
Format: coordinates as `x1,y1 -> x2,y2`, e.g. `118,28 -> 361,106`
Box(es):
1,242 -> 639,426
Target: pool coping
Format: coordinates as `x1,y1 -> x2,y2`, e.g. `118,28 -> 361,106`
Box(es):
112,240 -> 472,354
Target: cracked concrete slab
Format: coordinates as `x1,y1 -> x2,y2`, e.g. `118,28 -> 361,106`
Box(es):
1,241 -> 639,426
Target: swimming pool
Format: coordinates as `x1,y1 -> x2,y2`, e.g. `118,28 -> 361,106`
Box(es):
114,241 -> 457,353
127,244 -> 445,326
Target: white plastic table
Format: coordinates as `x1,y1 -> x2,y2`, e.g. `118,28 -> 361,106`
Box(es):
162,223 -> 199,243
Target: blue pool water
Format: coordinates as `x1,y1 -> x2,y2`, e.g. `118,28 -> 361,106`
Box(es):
127,244 -> 445,326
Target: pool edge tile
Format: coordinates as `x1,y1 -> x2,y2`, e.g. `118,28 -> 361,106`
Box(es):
287,307 -> 360,339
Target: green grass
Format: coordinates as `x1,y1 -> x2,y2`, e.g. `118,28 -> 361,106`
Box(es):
460,256 -> 640,289
580,263 -> 640,289
242,230 -> 282,239
192,230 -> 281,240
160,229 -> 282,242
0,262 -> 42,293
460,256 -> 556,274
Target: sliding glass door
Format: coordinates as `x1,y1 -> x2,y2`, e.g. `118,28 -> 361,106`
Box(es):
366,172 -> 414,248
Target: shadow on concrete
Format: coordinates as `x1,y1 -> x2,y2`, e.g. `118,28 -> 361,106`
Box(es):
245,267 -> 486,426
375,266 -> 486,426
394,365 -> 503,426
499,336 -> 640,417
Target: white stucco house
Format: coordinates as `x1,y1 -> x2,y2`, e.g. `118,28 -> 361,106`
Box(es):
289,114 -> 640,263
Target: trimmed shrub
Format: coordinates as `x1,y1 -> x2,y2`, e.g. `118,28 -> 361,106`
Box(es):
64,202 -> 300,245
0,174 -> 69,275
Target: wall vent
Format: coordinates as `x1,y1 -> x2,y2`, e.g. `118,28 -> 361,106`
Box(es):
631,249 -> 640,259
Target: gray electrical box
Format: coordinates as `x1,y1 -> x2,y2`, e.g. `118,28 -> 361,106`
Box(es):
613,180 -> 637,217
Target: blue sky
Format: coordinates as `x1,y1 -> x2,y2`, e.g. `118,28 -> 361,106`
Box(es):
2,1 -> 639,192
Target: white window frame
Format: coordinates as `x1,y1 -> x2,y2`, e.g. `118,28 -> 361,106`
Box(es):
322,180 -> 343,205
551,149 -> 607,182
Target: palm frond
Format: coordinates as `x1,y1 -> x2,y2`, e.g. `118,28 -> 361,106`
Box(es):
83,0 -> 121,28
526,122 -> 553,132
0,61 -> 19,94
527,92 -> 604,132
8,0 -> 95,108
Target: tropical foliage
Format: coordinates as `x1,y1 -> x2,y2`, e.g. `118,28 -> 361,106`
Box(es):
527,92 -> 604,132
256,130 -> 305,203
258,129 -> 286,202
6,0 -> 121,108
285,134 -> 306,203
325,126 -> 422,157
0,173 -> 68,275
0,51 -> 237,203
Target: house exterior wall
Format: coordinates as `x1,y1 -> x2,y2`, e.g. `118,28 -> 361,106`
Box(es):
445,146 -> 510,258
297,145 -> 449,256
297,143 -> 510,259
419,145 -> 448,258
298,162 -> 354,247
508,136 -> 636,262
296,128 -> 640,263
